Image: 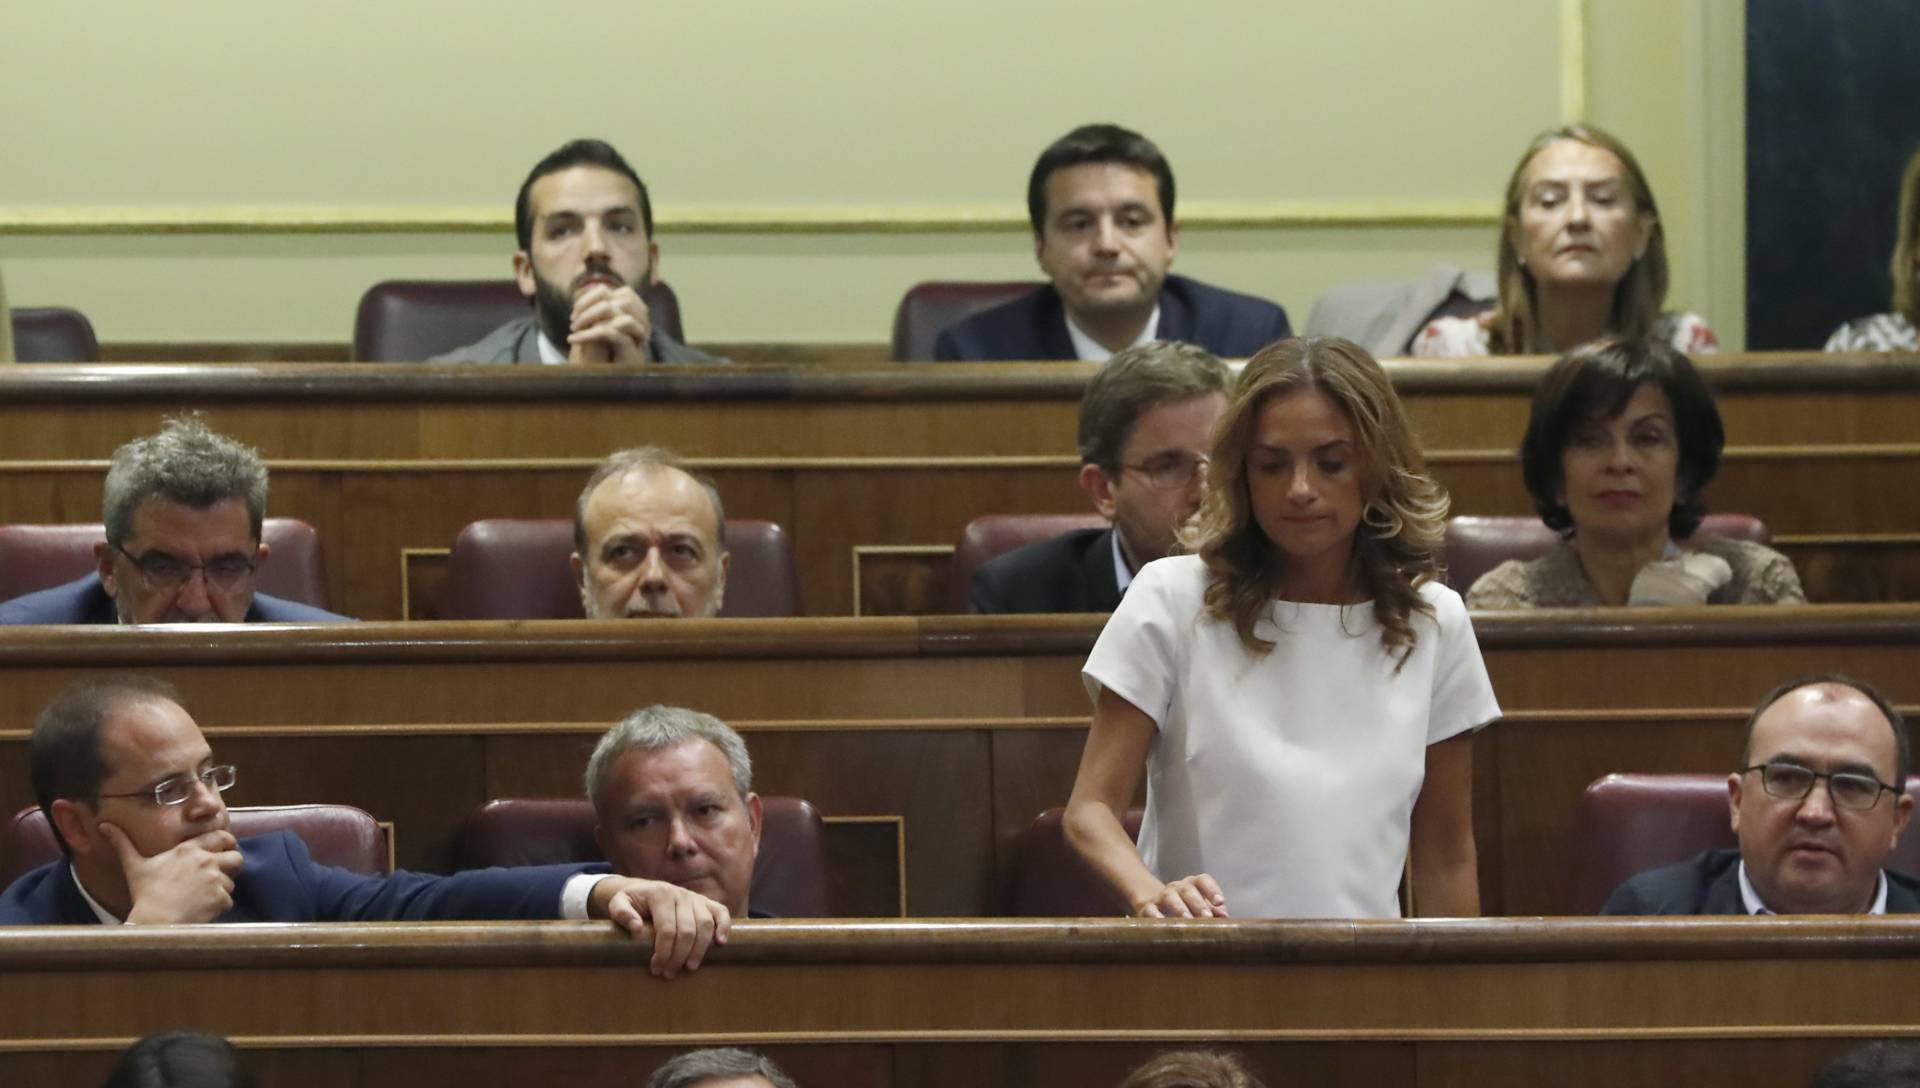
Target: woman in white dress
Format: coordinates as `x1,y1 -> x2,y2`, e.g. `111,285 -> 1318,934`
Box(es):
1065,337 -> 1501,919
1825,145 -> 1920,353
1412,124 -> 1717,359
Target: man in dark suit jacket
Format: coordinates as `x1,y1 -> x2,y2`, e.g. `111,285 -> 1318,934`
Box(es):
1601,675 -> 1918,915
934,124 -> 1290,363
971,341 -> 1228,613
0,416 -> 352,625
0,677 -> 729,978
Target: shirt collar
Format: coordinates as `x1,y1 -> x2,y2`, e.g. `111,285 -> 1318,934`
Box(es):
535,330 -> 568,365
69,866 -> 125,925
1110,529 -> 1136,593
1066,305 -> 1160,363
1737,858 -> 1887,915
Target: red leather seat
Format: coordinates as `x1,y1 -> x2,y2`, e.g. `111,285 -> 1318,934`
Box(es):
1569,772 -> 1920,914
1445,513 -> 1771,595
441,518 -> 800,619
452,796 -> 832,917
0,519 -> 333,609
947,513 -> 1107,612
10,307 -> 100,362
352,279 -> 685,362
1011,806 -> 1144,916
890,281 -> 1041,362
1,803 -> 391,887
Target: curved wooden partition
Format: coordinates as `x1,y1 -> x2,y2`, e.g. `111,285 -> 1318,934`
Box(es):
0,607 -> 1917,917
0,354 -> 1916,616
0,918 -> 1914,1087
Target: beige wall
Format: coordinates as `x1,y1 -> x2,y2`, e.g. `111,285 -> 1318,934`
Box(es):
0,0 -> 1744,350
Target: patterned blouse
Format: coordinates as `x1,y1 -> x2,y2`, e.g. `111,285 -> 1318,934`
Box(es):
1412,311 -> 1720,358
1824,313 -> 1918,352
1464,536 -> 1806,610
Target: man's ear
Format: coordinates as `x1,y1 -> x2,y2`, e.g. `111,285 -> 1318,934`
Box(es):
1080,463 -> 1119,520
49,799 -> 96,858
513,251 -> 537,301
569,552 -> 589,610
94,541 -> 116,597
712,551 -> 730,614
592,820 -> 609,864
745,793 -> 763,859
1726,772 -> 1744,834
1165,218 -> 1180,264
646,242 -> 661,287
1892,792 -> 1914,848
254,540 -> 271,568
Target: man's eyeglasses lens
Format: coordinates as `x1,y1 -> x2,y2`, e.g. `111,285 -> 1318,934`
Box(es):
151,765 -> 238,806
1128,455 -> 1208,490
1755,762 -> 1889,810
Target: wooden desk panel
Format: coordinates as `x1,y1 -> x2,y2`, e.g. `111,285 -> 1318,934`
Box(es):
1,357 -> 1917,617
0,920 -> 1906,1088
0,610 -> 1916,917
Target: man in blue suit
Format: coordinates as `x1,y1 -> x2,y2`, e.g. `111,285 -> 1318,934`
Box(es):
1602,675 -> 1919,915
0,417 -> 350,625
0,677 -> 728,977
934,124 -> 1291,363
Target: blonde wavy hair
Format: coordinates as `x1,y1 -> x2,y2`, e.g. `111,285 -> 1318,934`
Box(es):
1185,337 -> 1448,666
1892,145 -> 1920,328
1489,123 -> 1666,354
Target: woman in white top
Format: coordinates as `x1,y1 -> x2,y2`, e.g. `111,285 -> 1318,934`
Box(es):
1825,146 -> 1920,353
1413,124 -> 1717,359
1067,337 -> 1501,919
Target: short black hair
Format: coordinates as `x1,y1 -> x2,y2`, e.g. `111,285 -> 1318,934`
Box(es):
29,675 -> 182,856
102,1031 -> 255,1088
1026,123 -> 1175,235
514,138 -> 652,252
1739,674 -> 1910,788
1519,337 -> 1724,538
1810,1040 -> 1920,1088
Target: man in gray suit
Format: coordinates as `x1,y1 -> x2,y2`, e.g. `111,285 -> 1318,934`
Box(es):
435,139 -> 716,365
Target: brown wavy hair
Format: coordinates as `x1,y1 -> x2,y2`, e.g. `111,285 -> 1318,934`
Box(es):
1489,123 -> 1667,354
1186,337 -> 1448,666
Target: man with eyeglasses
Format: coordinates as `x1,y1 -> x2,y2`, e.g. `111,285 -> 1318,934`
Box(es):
970,340 -> 1228,613
0,677 -> 730,977
1602,674 -> 1918,915
0,416 -> 350,625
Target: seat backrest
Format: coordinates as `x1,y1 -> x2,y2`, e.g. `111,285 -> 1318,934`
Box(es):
11,307 -> 101,362
1569,772 -> 1920,914
890,281 -> 1042,362
441,517 -> 800,619
453,796 -> 832,917
0,519 -> 333,609
1011,806 -> 1144,916
1,803 -> 390,887
947,513 -> 1108,612
352,280 -> 685,362
1444,513 -> 1771,594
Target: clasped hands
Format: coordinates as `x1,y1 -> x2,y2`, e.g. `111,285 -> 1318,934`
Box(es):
567,282 -> 653,365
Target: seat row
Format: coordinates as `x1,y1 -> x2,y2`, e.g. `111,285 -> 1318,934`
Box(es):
0,513 -> 1772,619
15,770 -> 1910,918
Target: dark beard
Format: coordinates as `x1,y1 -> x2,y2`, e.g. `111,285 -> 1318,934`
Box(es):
531,273 -> 577,353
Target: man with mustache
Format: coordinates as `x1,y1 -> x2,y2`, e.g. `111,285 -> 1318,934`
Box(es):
435,139 -> 717,365
933,123 -> 1291,363
1602,675 -> 1918,914
573,447 -> 729,620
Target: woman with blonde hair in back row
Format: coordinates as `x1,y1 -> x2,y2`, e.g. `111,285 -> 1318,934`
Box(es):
1066,336 -> 1500,921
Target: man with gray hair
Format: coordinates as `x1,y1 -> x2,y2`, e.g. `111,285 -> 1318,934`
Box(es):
587,704 -> 764,918
572,447 -> 730,619
646,1047 -> 798,1088
0,417 -> 349,625
970,340 -> 1229,612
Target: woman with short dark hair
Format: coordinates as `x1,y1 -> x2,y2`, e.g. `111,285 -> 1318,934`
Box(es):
1466,338 -> 1803,608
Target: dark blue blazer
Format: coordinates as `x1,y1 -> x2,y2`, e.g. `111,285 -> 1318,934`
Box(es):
1599,847 -> 1920,915
969,527 -> 1123,614
0,831 -> 585,925
932,274 -> 1292,362
0,574 -> 351,625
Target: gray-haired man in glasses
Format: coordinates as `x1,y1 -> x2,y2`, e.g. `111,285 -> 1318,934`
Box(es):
0,416 -> 350,625
0,677 -> 729,977
1603,674 -> 1918,915
969,340 -> 1228,614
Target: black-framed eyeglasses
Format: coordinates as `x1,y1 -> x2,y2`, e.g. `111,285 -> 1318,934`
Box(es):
111,543 -> 256,591
1740,761 -> 1898,812
96,765 -> 238,807
1119,452 -> 1209,490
